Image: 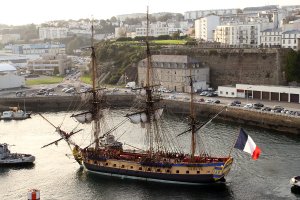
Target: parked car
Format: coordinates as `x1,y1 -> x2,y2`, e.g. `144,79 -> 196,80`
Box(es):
261,107 -> 272,112
253,102 -> 264,108
198,98 -> 205,102
199,91 -> 208,96
205,99 -> 213,103
229,100 -> 241,106
213,100 -> 220,104
244,103 -> 253,109
65,88 -> 76,93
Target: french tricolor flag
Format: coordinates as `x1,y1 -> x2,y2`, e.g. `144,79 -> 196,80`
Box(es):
234,128 -> 261,160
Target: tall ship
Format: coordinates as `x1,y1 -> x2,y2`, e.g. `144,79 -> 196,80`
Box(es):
41,9 -> 234,185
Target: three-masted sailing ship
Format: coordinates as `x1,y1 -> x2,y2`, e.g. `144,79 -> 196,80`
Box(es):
41,9 -> 233,185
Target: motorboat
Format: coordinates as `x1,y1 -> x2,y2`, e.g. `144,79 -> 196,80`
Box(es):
290,176 -> 300,194
0,106 -> 31,120
0,143 -> 35,166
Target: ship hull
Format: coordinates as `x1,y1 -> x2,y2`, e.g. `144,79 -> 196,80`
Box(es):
0,154 -> 35,167
83,157 -> 233,185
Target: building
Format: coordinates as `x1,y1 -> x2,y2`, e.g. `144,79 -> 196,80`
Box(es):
195,15 -> 220,41
27,54 -> 72,75
0,63 -> 25,89
9,43 -> 66,55
184,9 -> 239,20
0,34 -> 20,44
138,55 -> 209,92
281,30 -> 300,50
214,24 -> 262,47
218,84 -> 300,103
260,29 -> 282,47
39,27 -> 68,40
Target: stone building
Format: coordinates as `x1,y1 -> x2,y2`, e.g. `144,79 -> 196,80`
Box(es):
137,55 -> 209,92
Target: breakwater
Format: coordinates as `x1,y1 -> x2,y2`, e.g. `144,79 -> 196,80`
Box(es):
0,95 -> 299,134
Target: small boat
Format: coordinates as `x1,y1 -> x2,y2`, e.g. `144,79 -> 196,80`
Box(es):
290,176 -> 300,194
0,106 -> 31,120
0,143 -> 35,166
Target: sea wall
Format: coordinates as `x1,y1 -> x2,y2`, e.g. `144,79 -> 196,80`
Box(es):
0,95 -> 135,112
0,95 -> 299,134
162,99 -> 300,134
159,47 -> 289,88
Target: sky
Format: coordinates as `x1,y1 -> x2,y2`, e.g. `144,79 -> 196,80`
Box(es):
1,0 -> 299,25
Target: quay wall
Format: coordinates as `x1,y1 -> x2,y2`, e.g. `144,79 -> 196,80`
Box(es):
163,99 -> 300,134
0,95 -> 299,134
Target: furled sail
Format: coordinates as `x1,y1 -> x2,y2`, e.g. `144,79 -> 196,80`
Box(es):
126,108 -> 163,124
71,111 -> 93,124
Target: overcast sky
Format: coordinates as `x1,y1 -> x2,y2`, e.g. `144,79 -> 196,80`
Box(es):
1,0 -> 299,25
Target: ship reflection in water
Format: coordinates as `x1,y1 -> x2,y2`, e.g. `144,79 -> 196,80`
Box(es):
0,111 -> 300,200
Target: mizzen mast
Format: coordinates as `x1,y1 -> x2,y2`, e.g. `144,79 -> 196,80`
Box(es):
188,71 -> 196,161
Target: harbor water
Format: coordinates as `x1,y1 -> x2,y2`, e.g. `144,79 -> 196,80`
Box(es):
0,110 -> 300,200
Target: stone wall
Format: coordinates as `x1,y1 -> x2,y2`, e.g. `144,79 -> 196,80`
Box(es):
159,47 -> 289,88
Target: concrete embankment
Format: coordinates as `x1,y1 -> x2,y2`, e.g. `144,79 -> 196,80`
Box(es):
0,95 -> 135,112
0,96 -> 299,134
162,100 -> 300,135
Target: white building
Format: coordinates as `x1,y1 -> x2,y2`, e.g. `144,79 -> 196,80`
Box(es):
215,24 -> 262,47
281,30 -> 300,51
0,34 -> 20,44
184,9 -> 238,20
135,21 -> 181,37
260,29 -> 282,47
195,15 -> 220,41
0,63 -> 25,89
218,84 -> 300,103
9,43 -> 66,55
39,27 -> 68,40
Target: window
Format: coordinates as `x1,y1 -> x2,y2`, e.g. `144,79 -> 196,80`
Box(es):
220,91 -> 223,94
226,92 -> 228,95
176,170 -> 179,174
121,165 -> 125,168
139,167 -> 142,170
113,164 -> 116,167
186,171 -> 190,174
105,163 -> 108,166
166,169 -> 170,173
147,168 -> 151,171
231,92 -> 235,95
197,171 -> 200,174
130,166 -> 133,169
156,169 -> 161,172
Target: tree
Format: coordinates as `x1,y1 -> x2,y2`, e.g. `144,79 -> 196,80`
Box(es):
285,50 -> 300,82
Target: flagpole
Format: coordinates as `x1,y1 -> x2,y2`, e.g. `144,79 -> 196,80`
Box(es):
228,127 -> 241,157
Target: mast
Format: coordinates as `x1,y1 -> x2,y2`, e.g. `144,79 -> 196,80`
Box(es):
145,6 -> 154,157
91,20 -> 100,149
188,69 -> 196,161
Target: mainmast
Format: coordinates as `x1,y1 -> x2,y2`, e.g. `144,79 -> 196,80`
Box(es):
188,70 -> 196,161
145,6 -> 154,156
91,20 -> 101,149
